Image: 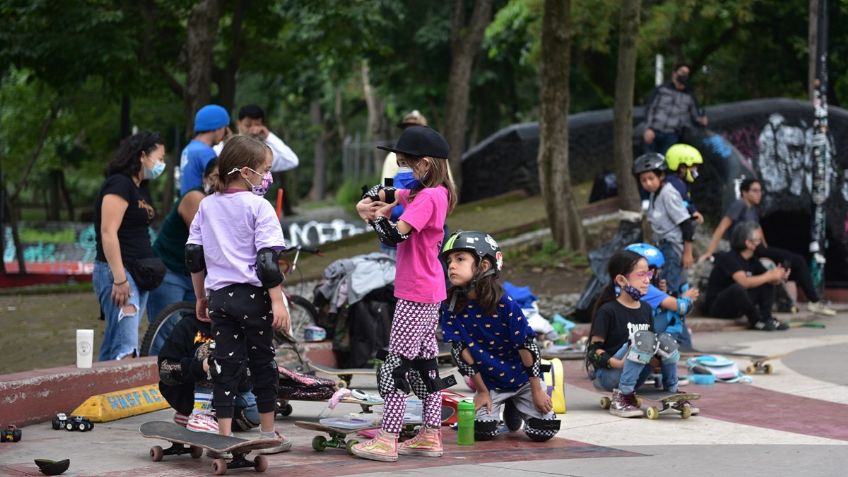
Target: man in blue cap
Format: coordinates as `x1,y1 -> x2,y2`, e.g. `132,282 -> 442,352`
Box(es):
179,104 -> 230,196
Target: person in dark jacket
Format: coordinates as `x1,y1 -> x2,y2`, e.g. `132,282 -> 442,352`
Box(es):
643,63 -> 708,155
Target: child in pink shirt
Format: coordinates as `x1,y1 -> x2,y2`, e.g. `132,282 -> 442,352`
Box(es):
352,126 -> 457,462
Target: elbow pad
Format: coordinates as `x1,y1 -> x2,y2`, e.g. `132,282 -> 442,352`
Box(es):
185,244 -> 206,273
371,216 -> 410,246
451,342 -> 478,377
680,218 -> 695,242
256,248 -> 283,289
521,337 -> 544,378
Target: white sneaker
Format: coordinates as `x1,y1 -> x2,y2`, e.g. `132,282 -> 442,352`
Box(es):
807,301 -> 837,316
257,430 -> 293,454
186,410 -> 218,433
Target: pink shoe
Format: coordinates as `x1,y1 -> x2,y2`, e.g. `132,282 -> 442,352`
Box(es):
398,427 -> 443,457
350,431 -> 398,462
186,410 -> 218,433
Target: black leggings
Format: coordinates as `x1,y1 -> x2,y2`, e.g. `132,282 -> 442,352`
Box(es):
756,247 -> 819,303
708,283 -> 775,327
208,284 -> 278,419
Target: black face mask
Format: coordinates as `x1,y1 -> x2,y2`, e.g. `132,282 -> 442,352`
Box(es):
754,244 -> 766,255
676,74 -> 689,85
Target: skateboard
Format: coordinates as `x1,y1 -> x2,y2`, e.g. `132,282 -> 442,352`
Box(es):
541,358 -> 566,413
140,421 -> 279,475
743,354 -> 786,375
309,357 -> 455,389
295,405 -> 455,453
599,392 -> 700,419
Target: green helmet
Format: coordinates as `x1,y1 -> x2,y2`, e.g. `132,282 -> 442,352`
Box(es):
441,230 -> 503,276
665,144 -> 703,182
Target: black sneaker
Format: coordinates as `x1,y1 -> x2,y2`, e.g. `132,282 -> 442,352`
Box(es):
502,399 -> 523,432
752,318 -> 789,331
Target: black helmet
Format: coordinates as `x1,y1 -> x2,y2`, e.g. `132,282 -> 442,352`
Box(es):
632,152 -> 667,176
440,230 -> 503,276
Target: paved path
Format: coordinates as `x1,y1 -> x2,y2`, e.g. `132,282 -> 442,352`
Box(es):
1,313 -> 846,476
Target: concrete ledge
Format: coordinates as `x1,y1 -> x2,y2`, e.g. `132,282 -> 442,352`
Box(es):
0,358 -> 158,428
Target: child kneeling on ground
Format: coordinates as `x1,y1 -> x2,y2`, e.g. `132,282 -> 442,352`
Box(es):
586,250 -> 692,418
440,231 -> 561,441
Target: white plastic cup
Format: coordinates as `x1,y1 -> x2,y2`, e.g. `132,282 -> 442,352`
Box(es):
76,329 -> 94,368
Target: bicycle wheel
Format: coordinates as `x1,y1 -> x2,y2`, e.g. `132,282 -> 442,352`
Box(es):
286,294 -> 318,342
140,301 -> 195,357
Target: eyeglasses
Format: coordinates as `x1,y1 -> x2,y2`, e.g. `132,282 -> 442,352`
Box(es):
628,270 -> 654,280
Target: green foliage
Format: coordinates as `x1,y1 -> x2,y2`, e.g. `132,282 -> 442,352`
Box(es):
335,175 -> 379,210
505,239 -> 589,270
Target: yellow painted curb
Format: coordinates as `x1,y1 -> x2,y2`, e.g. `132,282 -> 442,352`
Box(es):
542,358 -> 566,414
71,384 -> 168,422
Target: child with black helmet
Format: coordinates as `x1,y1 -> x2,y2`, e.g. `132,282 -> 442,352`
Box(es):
632,153 -> 696,294
440,231 -> 561,442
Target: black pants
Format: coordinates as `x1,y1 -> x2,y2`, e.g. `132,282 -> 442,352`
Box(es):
756,247 -> 819,303
708,283 -> 775,327
208,284 -> 278,418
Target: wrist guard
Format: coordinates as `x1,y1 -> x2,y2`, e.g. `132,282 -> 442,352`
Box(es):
371,216 -> 410,246
361,184 -> 397,203
587,341 -> 612,369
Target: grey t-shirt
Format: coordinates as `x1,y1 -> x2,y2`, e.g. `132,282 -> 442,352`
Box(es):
648,183 -> 690,251
723,199 -> 759,238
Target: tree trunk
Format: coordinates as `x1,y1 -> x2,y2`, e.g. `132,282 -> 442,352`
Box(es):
808,0 -> 819,101
612,0 -> 641,213
334,86 -> 346,143
538,0 -> 584,253
444,0 -> 493,194
184,0 -> 222,137
214,0 -> 250,112
47,170 -> 60,221
361,60 -> 389,175
308,99 -> 326,200
58,169 -> 74,220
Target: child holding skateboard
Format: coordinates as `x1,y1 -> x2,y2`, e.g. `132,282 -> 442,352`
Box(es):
186,135 -> 290,453
586,250 -> 690,418
633,152 -> 697,294
351,126 -> 456,462
440,231 -> 561,442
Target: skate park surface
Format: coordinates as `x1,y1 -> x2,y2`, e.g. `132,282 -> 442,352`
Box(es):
1,311 -> 846,477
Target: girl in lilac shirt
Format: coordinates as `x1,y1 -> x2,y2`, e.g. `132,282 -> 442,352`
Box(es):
186,135 -> 291,453
352,126 -> 457,462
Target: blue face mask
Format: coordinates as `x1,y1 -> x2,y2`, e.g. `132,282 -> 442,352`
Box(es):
143,161 -> 165,180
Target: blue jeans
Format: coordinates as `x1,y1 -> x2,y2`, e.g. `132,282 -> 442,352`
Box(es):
644,131 -> 679,155
593,343 -> 679,394
658,240 -> 686,293
93,260 -> 149,361
146,269 -> 195,324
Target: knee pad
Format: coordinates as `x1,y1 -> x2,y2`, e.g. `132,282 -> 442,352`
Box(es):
232,392 -> 260,432
411,358 -> 457,393
377,352 -> 412,397
524,417 -> 561,442
656,333 -> 680,363
626,330 -> 658,364
474,418 -> 499,441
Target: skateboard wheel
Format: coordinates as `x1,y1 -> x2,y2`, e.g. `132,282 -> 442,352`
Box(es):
746,365 -> 755,374
680,405 -> 692,419
280,404 -> 293,417
213,458 -> 228,475
150,445 -> 164,462
764,364 -> 774,374
336,380 -> 347,389
346,440 -> 359,454
190,445 -> 203,459
599,397 -> 611,410
254,455 -> 268,472
646,407 -> 659,420
78,422 -> 87,432
312,435 -> 327,452
65,422 -> 74,431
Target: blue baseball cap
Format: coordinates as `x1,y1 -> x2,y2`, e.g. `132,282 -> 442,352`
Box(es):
194,105 -> 230,133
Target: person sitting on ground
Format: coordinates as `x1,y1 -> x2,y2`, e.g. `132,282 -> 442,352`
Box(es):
699,178 -> 835,316
440,231 -> 560,442
703,221 -> 791,331
156,312 -> 262,437
632,152 -> 695,294
587,250 -> 691,418
624,243 -> 699,351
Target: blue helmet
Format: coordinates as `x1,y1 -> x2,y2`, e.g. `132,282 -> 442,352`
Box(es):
625,243 -> 665,269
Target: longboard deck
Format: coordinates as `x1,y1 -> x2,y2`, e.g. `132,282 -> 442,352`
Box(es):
140,421 -> 278,453
638,392 -> 700,403
295,420 -> 377,435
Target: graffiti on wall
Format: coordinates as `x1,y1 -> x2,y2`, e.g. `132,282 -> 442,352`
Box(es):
4,223 -> 97,274
285,219 -> 367,247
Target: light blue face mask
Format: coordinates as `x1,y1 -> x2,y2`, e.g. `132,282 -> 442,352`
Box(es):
143,161 -> 165,180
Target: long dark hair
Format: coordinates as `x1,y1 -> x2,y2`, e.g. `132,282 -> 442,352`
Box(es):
105,131 -> 163,178
590,250 -> 645,329
446,256 -> 502,315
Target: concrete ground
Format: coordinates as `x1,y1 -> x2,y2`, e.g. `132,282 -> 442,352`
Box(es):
1,311 -> 846,477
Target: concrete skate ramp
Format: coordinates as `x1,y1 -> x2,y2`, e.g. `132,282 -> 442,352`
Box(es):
461,98 -> 848,285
